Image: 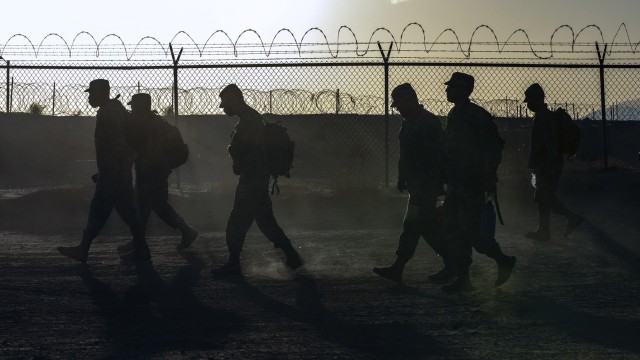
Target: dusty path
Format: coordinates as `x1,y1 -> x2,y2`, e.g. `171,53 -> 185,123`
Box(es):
1,170 -> 639,359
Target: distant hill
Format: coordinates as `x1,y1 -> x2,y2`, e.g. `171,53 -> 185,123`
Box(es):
585,99 -> 640,121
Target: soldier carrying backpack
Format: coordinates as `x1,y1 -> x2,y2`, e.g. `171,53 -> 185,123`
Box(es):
117,93 -> 198,253
523,83 -> 583,242
211,84 -> 302,276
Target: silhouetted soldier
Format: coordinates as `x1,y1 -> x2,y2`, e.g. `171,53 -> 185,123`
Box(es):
372,83 -> 450,284
116,93 -> 198,254
441,72 -> 516,293
523,83 -> 582,241
211,84 -> 302,275
57,79 -> 150,263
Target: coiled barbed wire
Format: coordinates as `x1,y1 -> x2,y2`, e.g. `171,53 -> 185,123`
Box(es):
3,81 -> 616,120
2,23 -> 640,60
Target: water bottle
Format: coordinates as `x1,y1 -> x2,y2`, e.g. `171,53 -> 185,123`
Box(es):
531,173 -> 537,188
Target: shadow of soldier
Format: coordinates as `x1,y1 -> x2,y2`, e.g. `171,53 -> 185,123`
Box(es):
76,255 -> 246,358
219,273 -> 458,360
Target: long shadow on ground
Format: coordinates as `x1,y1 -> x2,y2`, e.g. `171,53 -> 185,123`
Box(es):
77,254 -> 246,358
217,272 -> 459,360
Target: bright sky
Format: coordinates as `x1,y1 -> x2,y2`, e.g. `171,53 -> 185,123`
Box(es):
3,0 -> 640,46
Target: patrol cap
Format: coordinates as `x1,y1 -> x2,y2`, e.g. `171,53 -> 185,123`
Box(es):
390,83 -> 417,107
84,79 -> 110,93
444,72 -> 474,90
524,83 -> 545,102
127,93 -> 152,110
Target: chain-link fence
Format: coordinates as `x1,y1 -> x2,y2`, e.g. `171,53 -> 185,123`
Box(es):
1,61 -> 639,191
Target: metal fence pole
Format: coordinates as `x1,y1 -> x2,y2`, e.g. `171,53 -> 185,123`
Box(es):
378,41 -> 393,187
52,82 -> 56,116
4,60 -> 9,113
596,42 -> 608,169
170,43 -> 184,191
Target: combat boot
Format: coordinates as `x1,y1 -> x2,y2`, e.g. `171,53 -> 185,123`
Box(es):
427,266 -> 456,284
57,230 -> 92,263
495,256 -> 517,287
373,265 -> 403,283
211,253 -> 241,276
57,245 -> 89,264
119,245 -> 151,262
441,268 -> 474,293
427,258 -> 456,284
524,230 -> 550,241
281,243 -> 303,270
176,223 -> 199,251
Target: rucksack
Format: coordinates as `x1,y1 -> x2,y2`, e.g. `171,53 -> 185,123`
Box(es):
554,108 -> 581,158
161,118 -> 189,169
263,120 -> 294,194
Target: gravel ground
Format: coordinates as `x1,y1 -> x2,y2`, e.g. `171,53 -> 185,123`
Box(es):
1,170 -> 639,359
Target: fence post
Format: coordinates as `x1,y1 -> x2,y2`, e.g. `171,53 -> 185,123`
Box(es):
596,42 -> 609,169
378,41 -> 393,188
52,82 -> 56,116
1,58 -> 9,113
170,43 -> 184,191
335,89 -> 340,114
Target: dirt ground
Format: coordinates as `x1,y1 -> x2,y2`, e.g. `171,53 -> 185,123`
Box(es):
1,169 -> 639,359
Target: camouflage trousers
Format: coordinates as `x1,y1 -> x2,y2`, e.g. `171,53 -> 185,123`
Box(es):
83,176 -> 146,248
395,193 -> 447,262
225,174 -> 293,255
444,189 -> 506,271
135,175 -> 185,230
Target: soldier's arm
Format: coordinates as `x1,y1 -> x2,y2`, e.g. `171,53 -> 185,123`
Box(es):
543,113 -> 559,162
102,102 -> 131,159
427,117 -> 446,193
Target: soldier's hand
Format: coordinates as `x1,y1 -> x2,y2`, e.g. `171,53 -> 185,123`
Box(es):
396,178 -> 407,193
91,173 -> 99,184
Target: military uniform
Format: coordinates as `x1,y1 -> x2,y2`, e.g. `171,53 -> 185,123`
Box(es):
444,99 -> 509,275
395,105 -> 446,262
225,106 -> 296,257
528,105 -> 578,237
83,98 -> 148,256
129,111 -> 186,229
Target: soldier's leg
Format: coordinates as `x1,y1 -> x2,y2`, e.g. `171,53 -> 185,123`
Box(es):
542,169 -> 582,237
114,182 -> 150,260
253,189 -> 302,270
423,203 -> 455,283
57,180 -> 116,262
135,181 -> 152,227
220,178 -> 259,265
527,172 -> 555,240
118,181 -> 152,254
373,197 -> 424,283
146,177 -> 199,250
441,192 -> 475,293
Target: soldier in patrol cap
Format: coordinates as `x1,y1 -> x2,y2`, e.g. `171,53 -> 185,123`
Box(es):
523,83 -> 582,241
372,83 -> 449,284
210,84 -> 302,276
441,72 -> 516,293
116,93 -> 198,255
57,79 -> 151,263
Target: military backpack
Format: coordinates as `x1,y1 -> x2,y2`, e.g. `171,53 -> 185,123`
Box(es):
161,118 -> 189,169
554,108 -> 581,158
263,120 -> 294,194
